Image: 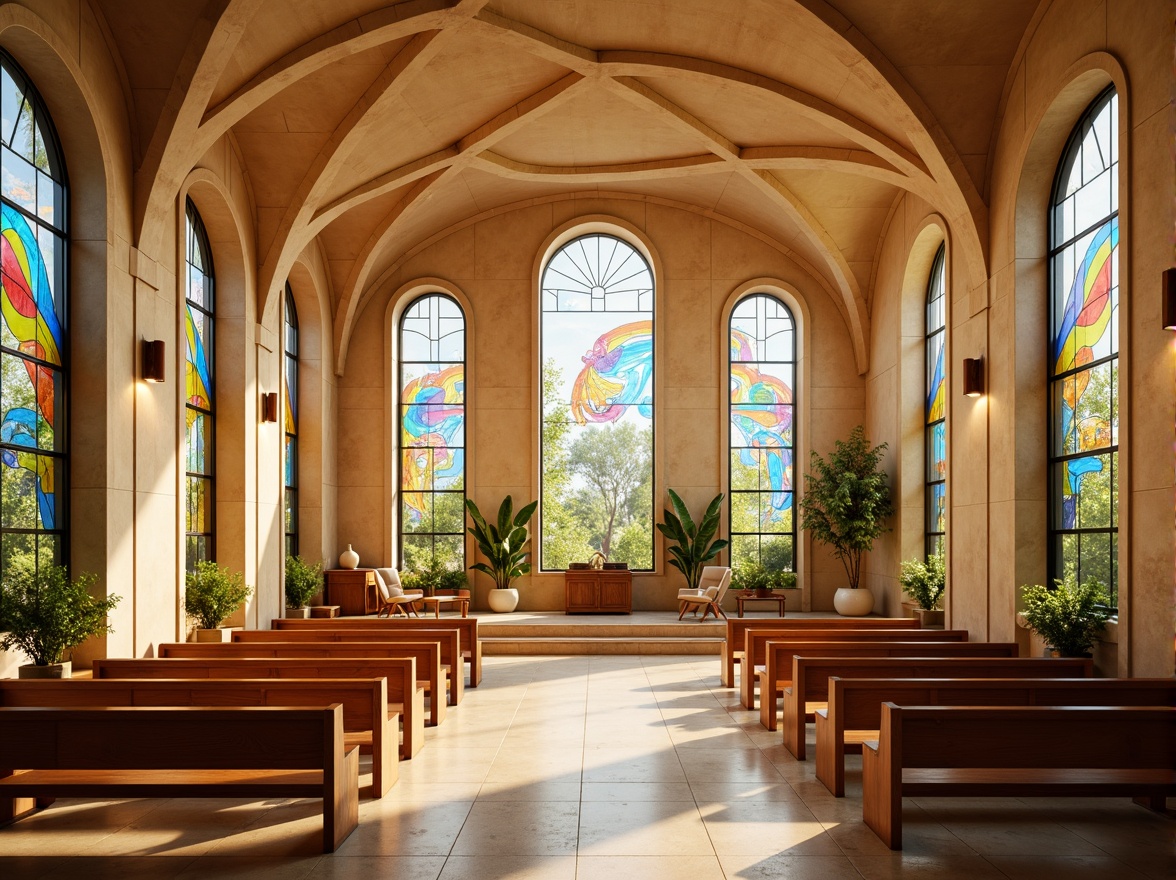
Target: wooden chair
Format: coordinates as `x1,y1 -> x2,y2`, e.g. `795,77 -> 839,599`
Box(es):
677,566 -> 731,620
374,568 -> 423,618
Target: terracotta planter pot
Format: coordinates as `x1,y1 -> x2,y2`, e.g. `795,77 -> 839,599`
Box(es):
193,627 -> 232,642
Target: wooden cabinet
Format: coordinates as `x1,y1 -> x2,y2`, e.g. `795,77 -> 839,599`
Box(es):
325,568 -> 379,616
564,570 -> 632,614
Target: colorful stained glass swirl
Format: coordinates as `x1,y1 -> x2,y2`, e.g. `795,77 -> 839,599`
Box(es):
401,364 -> 465,525
729,327 -> 793,518
569,320 -> 653,425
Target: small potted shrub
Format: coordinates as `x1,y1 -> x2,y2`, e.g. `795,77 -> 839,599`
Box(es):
899,553 -> 945,627
284,554 -> 322,618
733,560 -> 797,597
185,560 -> 251,641
435,567 -> 470,598
0,558 -> 121,678
1020,575 -> 1111,657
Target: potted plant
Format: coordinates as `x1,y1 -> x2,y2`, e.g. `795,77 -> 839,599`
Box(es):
798,425 -> 893,616
732,560 -> 797,597
0,558 -> 121,678
284,554 -> 322,618
466,495 -> 537,612
657,490 -> 728,589
185,560 -> 251,641
435,567 -> 470,598
1020,575 -> 1111,657
899,553 -> 946,627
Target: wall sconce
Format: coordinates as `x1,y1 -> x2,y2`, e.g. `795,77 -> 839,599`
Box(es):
141,339 -> 165,383
1163,269 -> 1176,330
962,356 -> 984,397
261,392 -> 279,423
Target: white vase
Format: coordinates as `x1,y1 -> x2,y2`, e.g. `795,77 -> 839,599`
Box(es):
833,587 -> 874,616
339,544 -> 360,569
487,588 -> 519,613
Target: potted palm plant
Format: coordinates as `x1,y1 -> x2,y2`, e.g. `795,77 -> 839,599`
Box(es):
899,553 -> 945,627
466,495 -> 537,612
657,490 -> 728,589
798,425 -> 893,616
1020,575 -> 1111,657
284,554 -> 322,618
0,558 -> 121,678
185,560 -> 251,640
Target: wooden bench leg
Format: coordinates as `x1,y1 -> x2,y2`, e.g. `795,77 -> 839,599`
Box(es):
814,712 -> 844,796
325,745 -> 360,852
861,741 -> 901,849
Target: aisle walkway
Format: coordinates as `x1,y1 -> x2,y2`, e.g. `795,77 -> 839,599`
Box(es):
1,655 -> 1172,879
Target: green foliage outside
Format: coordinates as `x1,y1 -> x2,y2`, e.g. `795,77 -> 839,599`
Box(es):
401,477 -> 465,574
656,490 -> 728,589
0,559 -> 120,666
185,560 -> 251,629
1020,574 -> 1111,657
798,425 -> 893,589
284,554 -> 322,609
899,553 -> 945,611
466,495 -> 537,590
732,560 -> 796,593
401,563 -> 467,597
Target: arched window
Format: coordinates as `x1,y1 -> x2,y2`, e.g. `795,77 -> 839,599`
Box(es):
729,294 -> 795,572
283,283 -> 298,558
925,245 -> 946,558
540,233 -> 654,571
0,52 -> 68,578
399,293 -> 465,573
184,199 -> 215,568
1048,87 -> 1118,607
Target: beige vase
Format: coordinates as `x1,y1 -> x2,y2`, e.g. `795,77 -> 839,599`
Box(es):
339,544 -> 360,569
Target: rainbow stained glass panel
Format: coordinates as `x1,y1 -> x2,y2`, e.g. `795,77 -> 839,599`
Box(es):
185,303 -> 211,412
927,420 -> 946,481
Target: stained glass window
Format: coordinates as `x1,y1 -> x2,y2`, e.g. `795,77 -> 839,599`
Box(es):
1049,88 -> 1118,607
729,295 -> 795,573
0,51 -> 67,581
540,234 -> 654,571
925,245 -> 946,558
284,284 -> 298,559
185,199 -> 215,569
399,294 -> 465,573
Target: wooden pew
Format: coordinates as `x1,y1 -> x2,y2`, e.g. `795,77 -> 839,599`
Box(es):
0,677 -> 399,798
157,641 -> 447,727
275,617 -> 483,688
721,617 -> 919,688
234,628 -> 464,705
743,628 -> 971,710
818,674 -> 1172,796
861,704 -> 1176,849
93,656 -> 425,759
0,704 -> 360,852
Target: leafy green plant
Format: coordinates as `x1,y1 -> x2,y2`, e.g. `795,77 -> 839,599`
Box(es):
399,562 -> 467,597
0,559 -> 120,666
732,560 -> 797,594
184,560 -> 251,629
438,568 -> 468,594
656,490 -> 728,589
899,554 -> 945,611
284,554 -> 322,609
466,496 -> 538,589
798,425 -> 893,589
1020,575 -> 1111,657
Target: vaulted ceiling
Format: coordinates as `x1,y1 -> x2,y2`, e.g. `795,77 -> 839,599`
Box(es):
95,0 -> 1041,370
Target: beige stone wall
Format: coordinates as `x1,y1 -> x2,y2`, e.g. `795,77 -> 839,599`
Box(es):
337,196 -> 864,611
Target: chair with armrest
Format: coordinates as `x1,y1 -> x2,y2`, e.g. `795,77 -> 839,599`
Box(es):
677,566 -> 731,621
374,568 -> 423,618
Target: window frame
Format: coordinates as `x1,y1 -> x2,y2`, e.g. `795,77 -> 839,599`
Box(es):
283,283 -> 298,559
184,198 -> 216,569
924,244 -> 947,560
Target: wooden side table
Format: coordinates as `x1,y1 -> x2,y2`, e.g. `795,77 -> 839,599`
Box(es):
418,596 -> 470,618
735,594 -> 787,618
325,569 -> 379,616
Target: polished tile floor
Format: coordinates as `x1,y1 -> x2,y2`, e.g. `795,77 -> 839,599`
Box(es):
1,654 -> 1172,879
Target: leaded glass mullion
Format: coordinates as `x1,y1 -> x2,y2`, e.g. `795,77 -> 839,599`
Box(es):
184,200 -> 215,570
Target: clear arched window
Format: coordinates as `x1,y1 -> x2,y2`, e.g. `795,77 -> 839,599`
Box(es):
1049,87 -> 1118,607
399,293 -> 465,573
925,245 -> 946,558
184,199 -> 215,568
540,234 -> 654,571
0,52 -> 68,579
729,295 -> 795,572
283,283 -> 298,558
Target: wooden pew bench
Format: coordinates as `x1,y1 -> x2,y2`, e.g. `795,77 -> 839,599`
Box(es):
93,656 -> 425,759
817,674 -> 1170,796
158,640 -> 447,727
0,705 -> 359,853
742,628 -> 971,711
0,677 -> 399,797
721,617 -> 919,688
234,628 -> 464,705
275,617 -> 483,688
862,703 -> 1176,849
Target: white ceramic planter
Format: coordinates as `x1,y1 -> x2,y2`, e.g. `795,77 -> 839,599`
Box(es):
833,587 -> 874,616
18,661 -> 71,679
285,606 -> 311,619
487,588 -> 519,613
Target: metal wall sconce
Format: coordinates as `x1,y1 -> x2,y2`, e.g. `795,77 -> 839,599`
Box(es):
141,339 -> 165,383
1163,269 -> 1176,330
962,356 -> 984,397
261,392 -> 279,423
